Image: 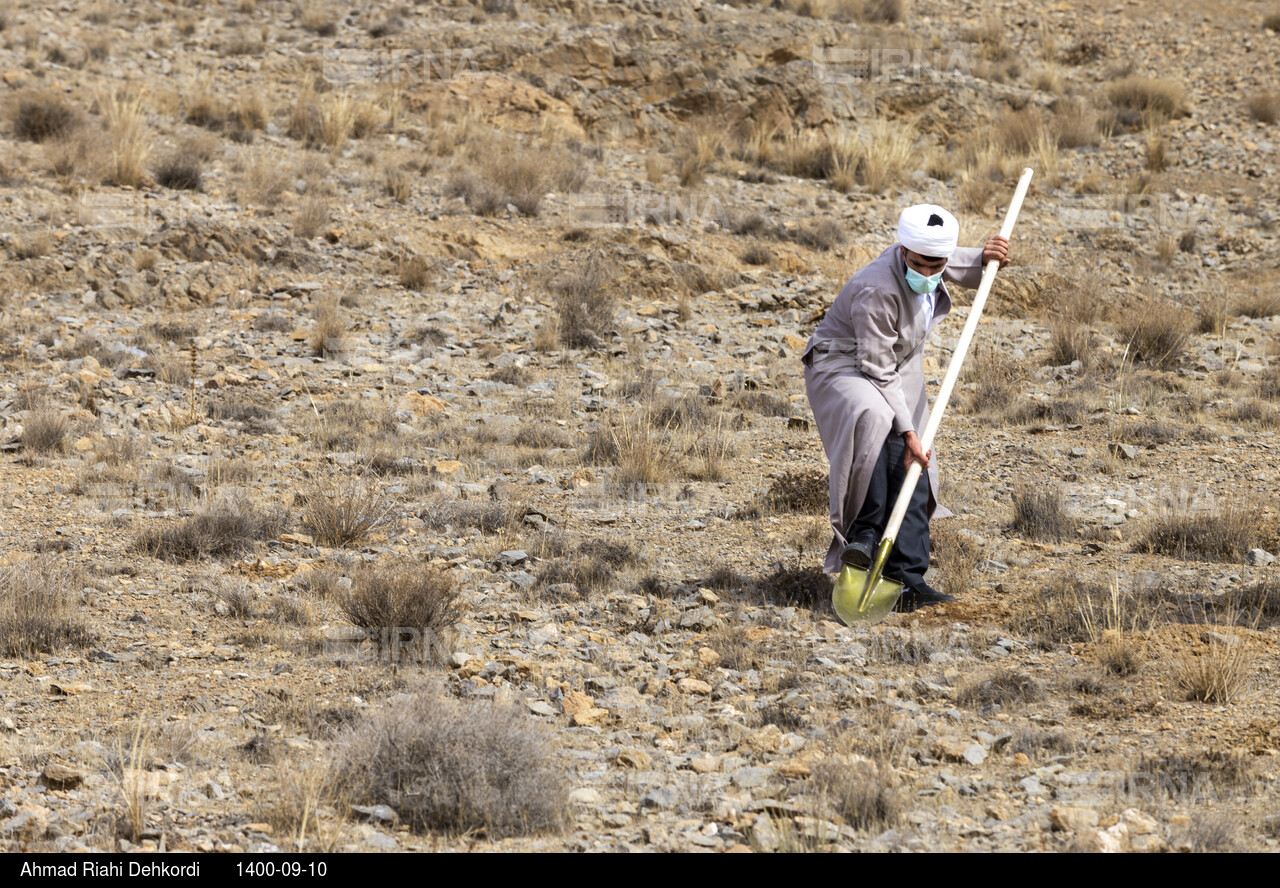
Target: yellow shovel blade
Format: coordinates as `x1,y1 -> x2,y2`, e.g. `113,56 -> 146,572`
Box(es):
832,565 -> 903,626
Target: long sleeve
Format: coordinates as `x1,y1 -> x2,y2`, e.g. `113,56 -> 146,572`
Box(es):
942,246 -> 986,290
848,286 -> 915,435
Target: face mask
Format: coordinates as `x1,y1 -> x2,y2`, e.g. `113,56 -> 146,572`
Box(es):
905,266 -> 943,294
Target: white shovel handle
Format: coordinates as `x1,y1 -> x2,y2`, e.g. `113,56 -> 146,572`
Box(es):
880,168 -> 1034,543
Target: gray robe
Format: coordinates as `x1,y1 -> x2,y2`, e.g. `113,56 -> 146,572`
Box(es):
802,243 -> 985,574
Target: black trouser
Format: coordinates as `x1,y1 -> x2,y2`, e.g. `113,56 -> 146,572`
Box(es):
848,433 -> 931,589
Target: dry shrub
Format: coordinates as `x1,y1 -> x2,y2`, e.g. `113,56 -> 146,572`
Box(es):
22,409 -> 69,454
811,759 -> 903,832
1118,310 -> 1191,370
1175,814 -> 1242,852
446,134 -> 586,217
745,469 -> 828,517
0,559 -> 93,656
963,349 -> 1028,418
337,562 -> 461,640
772,123 -> 915,194
1010,483 -> 1073,542
1172,639 -> 1251,704
1267,13 -> 1280,32
790,219 -> 846,252
1051,98 -> 1099,148
297,2 -> 338,36
1247,91 -> 1280,124
1008,576 -> 1118,645
1107,76 -> 1186,119
754,562 -> 831,609
153,149 -> 203,191
930,525 -> 984,597
300,473 -> 393,547
1047,287 -> 1099,366
998,108 -> 1048,154
551,261 -> 616,349
740,245 -> 775,266
1006,727 -> 1080,759
308,294 -> 347,357
705,618 -> 766,671
238,156 -> 290,205
676,124 -> 724,187
1134,507 -> 1255,562
332,689 -> 569,837
13,91 -> 79,142
1233,290 -> 1280,319
136,502 -> 286,562
418,495 -> 514,535
398,254 -> 434,290
537,539 -> 640,596
955,668 -> 1044,708
385,167 -> 412,203
99,87 -> 150,188
12,231 -> 52,260
294,194 -> 331,239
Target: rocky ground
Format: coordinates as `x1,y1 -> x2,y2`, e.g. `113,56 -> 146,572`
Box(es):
1,0 -> 1279,854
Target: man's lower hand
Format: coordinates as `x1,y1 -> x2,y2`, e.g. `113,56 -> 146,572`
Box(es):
902,431 -> 931,470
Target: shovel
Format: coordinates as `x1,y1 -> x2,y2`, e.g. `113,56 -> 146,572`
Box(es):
833,168 -> 1035,626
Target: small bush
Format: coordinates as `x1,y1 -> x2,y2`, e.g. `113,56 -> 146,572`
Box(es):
754,562 -> 831,609
1134,507 -> 1255,562
294,194 -> 331,239
812,759 -> 903,832
745,469 -> 828,517
398,255 -> 434,291
13,92 -> 79,142
0,559 -> 94,657
1010,483 -> 1073,543
1247,92 -> 1279,125
153,151 -> 203,191
1051,98 -> 1099,148
300,474 -> 393,548
22,409 -> 69,454
963,349 -> 1028,418
418,495 -> 513,535
1118,310 -> 1191,370
136,502 -> 285,562
1107,76 -> 1186,118
309,295 -> 347,357
955,668 -> 1044,708
551,262 -> 615,349
931,526 -> 985,597
337,562 -> 461,641
1267,13 -> 1280,32
332,689 -> 569,837
1172,639 -> 1251,704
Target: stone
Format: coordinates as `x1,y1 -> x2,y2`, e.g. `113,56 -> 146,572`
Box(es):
689,755 -> 721,774
616,748 -> 653,770
1109,443 -> 1139,460
1051,805 -> 1100,832
1245,548 -> 1275,566
42,762 -> 84,789
732,766 -> 775,788
639,786 -> 679,810
676,678 -> 712,696
1120,808 -> 1159,836
351,804 -> 397,824
962,743 -> 987,766
396,391 -> 448,418
568,787 -> 602,805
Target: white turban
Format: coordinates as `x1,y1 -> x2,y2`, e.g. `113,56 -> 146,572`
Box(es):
897,204 -> 958,258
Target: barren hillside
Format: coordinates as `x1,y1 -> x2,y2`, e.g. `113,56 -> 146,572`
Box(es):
0,0 -> 1279,853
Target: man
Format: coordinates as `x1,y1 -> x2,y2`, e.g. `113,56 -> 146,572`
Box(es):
802,204 -> 1010,612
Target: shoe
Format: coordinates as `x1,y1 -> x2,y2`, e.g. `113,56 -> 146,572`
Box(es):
840,532 -> 877,568
893,580 -> 956,613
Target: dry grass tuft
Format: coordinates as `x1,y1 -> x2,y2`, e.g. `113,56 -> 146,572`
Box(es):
811,758 -> 903,832
294,194 -> 331,239
308,294 -> 347,357
337,562 -> 461,647
332,689 -> 569,837
955,668 -> 1044,708
754,562 -> 831,609
0,559 -> 94,657
962,349 -> 1028,418
22,408 -> 70,454
1107,76 -> 1186,119
13,91 -> 80,142
1133,506 -> 1255,562
930,526 -> 985,597
1009,483 -> 1074,543
153,147 -> 204,191
136,502 -> 286,562
98,87 -> 150,188
1172,640 -> 1251,703
550,261 -> 616,349
300,473 -> 393,548
1248,92 -> 1280,124
744,469 -> 828,517
1118,310 -> 1191,370
446,134 -> 587,217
